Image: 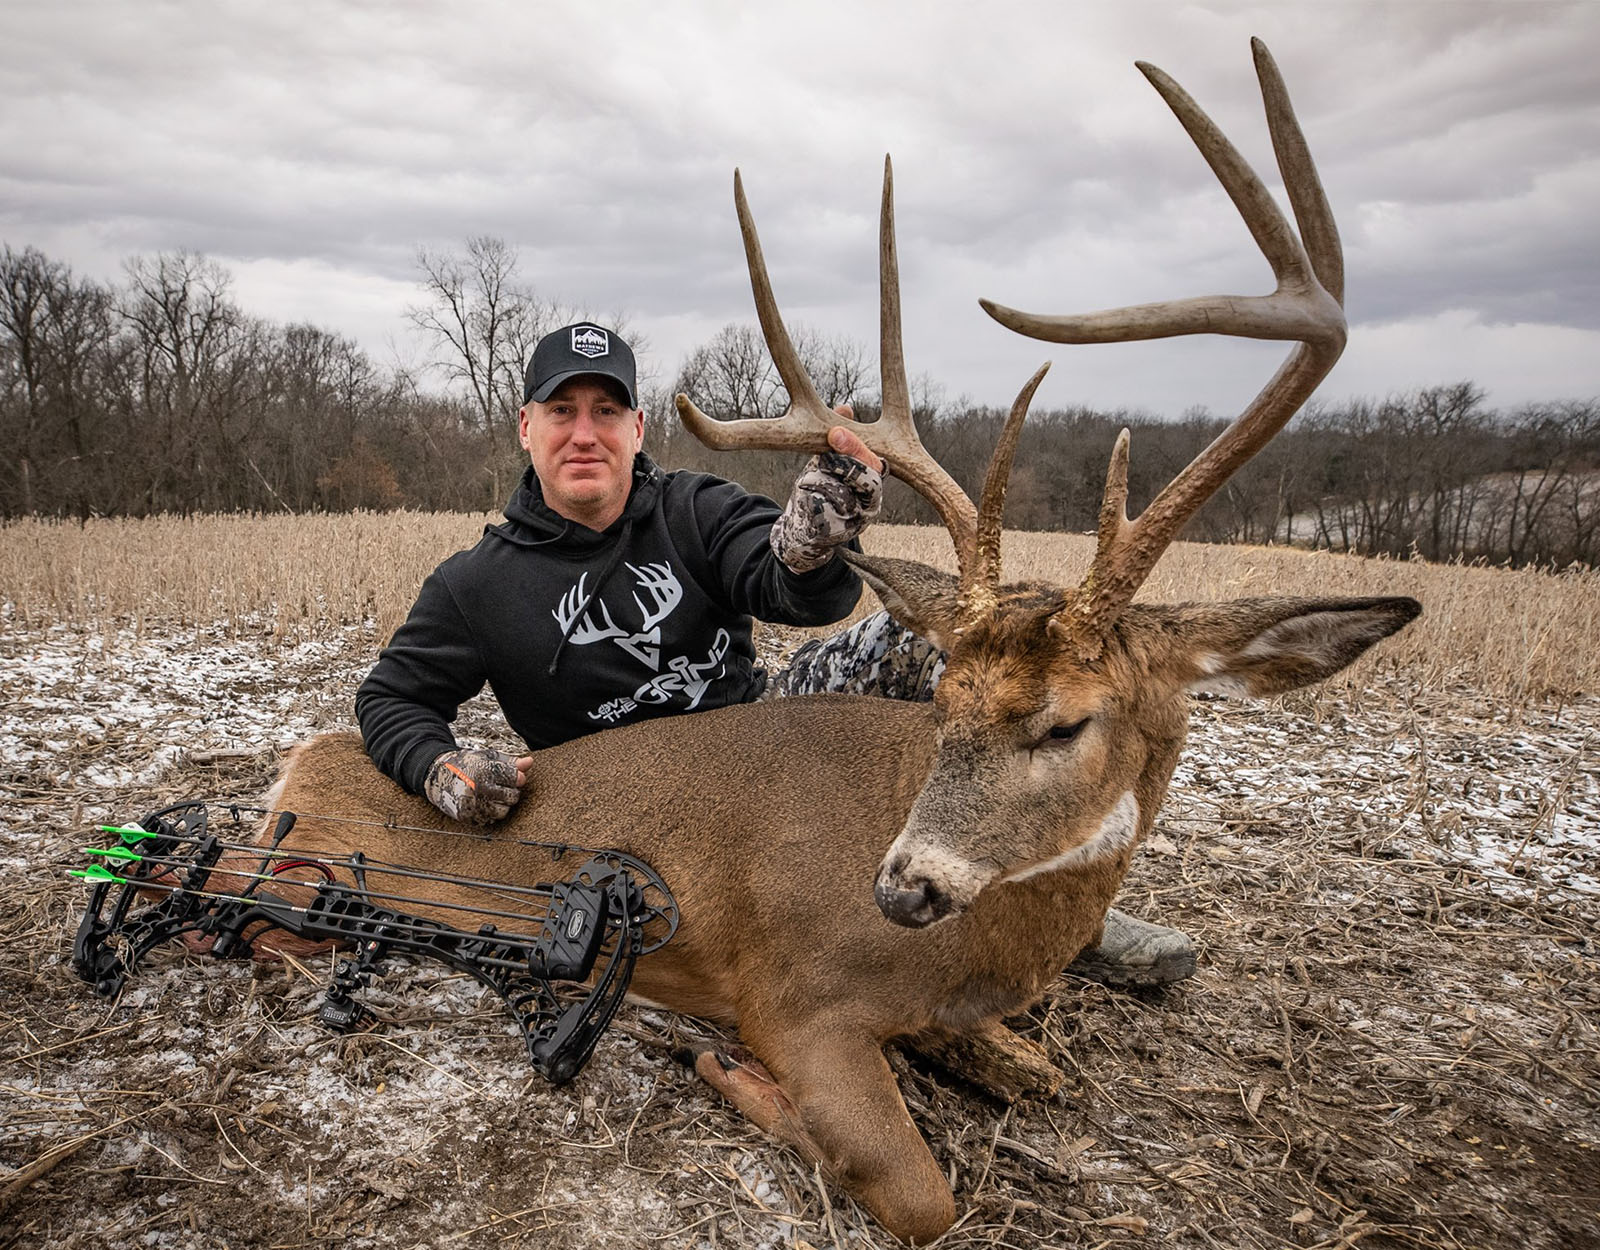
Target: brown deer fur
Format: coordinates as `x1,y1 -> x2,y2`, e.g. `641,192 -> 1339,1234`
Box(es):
259,563 -> 1419,1243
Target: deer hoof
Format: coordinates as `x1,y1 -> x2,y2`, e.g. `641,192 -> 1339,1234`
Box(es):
676,1041 -> 771,1082
677,1041 -> 804,1131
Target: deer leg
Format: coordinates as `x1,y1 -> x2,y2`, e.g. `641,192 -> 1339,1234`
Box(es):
677,1041 -> 817,1147
682,1032 -> 955,1245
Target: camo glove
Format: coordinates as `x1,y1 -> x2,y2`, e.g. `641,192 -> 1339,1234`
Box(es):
423,748 -> 523,825
770,450 -> 883,573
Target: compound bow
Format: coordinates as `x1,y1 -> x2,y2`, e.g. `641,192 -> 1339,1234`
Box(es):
71,800 -> 678,1084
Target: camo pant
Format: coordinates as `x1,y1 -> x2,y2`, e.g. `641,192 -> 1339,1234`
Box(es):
764,611 -> 947,702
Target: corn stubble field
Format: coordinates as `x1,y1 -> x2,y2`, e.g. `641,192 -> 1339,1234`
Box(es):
1,514 -> 1597,1250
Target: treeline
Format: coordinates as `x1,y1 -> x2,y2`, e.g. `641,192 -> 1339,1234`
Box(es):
650,329 -> 1600,567
0,245 -> 531,517
4,241 -> 1597,567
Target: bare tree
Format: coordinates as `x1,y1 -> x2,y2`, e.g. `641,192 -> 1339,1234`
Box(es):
407,237 -> 563,445
659,322 -> 877,502
1496,399 -> 1600,566
672,321 -> 876,423
0,245 -> 59,513
795,327 -> 874,410
673,323 -> 785,422
0,247 -> 118,514
118,252 -> 266,512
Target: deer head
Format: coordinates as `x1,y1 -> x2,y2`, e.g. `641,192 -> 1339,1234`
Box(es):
676,40 -> 1420,929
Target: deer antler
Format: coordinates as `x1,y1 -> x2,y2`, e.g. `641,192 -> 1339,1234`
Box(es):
676,159 -> 1043,596
983,39 -> 1347,658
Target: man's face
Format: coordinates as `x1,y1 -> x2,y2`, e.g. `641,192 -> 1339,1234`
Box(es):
519,378 -> 645,530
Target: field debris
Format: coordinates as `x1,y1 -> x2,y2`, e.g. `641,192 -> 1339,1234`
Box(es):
2,614 -> 1597,1249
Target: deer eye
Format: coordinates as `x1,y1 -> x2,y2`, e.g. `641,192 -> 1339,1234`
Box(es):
1040,719 -> 1089,747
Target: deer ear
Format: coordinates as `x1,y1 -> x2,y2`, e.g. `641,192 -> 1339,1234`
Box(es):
1178,596 -> 1421,698
841,552 -> 963,651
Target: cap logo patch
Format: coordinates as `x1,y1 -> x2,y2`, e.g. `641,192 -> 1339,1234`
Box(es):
571,326 -> 610,359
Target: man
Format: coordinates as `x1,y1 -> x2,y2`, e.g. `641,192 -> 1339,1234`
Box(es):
358,322 -> 1192,985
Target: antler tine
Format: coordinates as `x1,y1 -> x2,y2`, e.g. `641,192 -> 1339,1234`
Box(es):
962,362 -> 1051,623
733,169 -> 835,426
978,42 -> 1346,657
1252,37 -> 1343,304
675,162 -> 983,579
675,170 -> 837,452
878,157 -> 914,428
978,46 -> 1343,348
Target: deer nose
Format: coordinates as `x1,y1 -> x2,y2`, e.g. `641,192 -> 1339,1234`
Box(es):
874,867 -> 949,929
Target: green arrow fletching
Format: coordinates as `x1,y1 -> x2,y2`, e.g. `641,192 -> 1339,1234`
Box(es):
83,845 -> 143,863
96,823 -> 157,841
69,864 -> 128,884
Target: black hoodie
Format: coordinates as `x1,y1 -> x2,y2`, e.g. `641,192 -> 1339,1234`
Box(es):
355,453 -> 862,794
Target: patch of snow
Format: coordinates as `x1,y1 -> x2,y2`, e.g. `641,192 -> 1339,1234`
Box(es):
1168,683 -> 1599,904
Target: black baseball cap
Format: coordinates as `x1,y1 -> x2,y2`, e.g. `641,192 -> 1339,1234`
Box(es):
523,323 -> 638,408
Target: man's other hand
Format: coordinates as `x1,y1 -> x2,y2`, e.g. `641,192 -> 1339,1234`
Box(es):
423,747 -> 532,825
771,414 -> 885,574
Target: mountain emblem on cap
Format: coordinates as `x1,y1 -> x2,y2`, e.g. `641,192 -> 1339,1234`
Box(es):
571,326 -> 610,359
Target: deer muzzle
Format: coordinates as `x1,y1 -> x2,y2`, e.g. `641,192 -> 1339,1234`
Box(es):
873,833 -> 995,929
873,866 -> 948,928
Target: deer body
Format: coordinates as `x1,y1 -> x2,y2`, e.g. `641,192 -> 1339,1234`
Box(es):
267,697 -> 1115,1245
264,591 -> 1416,1243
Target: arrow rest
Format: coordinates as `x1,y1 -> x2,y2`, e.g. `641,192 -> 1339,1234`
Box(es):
70,800 -> 679,1084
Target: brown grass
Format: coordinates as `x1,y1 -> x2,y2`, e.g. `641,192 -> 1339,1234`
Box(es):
0,511 -> 493,645
2,515 -> 1596,707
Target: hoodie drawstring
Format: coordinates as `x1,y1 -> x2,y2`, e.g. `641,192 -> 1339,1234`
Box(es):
547,517 -> 636,676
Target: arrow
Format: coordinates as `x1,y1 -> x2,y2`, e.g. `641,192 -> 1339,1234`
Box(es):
83,845 -> 142,863
96,824 -> 159,842
69,864 -> 128,884
73,843 -> 557,933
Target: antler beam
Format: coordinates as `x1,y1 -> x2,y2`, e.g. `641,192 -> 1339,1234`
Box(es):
983,39 -> 1347,657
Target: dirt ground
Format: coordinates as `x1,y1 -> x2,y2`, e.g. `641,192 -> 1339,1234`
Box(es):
2,619 -> 1597,1250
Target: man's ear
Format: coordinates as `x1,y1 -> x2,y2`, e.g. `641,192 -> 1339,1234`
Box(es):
1168,596 -> 1421,698
841,552 -> 962,652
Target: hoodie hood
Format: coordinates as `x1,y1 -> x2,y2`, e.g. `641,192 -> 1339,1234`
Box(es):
493,452 -> 666,552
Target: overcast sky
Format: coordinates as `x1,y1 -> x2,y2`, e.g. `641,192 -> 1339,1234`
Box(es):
3,1 -> 1597,420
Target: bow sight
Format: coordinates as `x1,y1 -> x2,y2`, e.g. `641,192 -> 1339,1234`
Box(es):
71,801 -> 678,1084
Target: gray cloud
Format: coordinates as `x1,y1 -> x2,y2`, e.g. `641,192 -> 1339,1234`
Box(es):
2,0 -> 1596,416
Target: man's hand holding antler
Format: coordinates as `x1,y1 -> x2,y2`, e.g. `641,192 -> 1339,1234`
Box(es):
770,418 -> 886,573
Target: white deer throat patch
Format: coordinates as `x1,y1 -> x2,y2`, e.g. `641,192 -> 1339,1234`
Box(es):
1000,791 -> 1141,883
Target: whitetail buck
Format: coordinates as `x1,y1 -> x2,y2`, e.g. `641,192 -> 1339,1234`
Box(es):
264,41 -> 1417,1244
